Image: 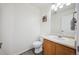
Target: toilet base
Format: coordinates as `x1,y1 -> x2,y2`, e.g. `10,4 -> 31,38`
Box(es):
32,48 -> 43,55
35,52 -> 42,55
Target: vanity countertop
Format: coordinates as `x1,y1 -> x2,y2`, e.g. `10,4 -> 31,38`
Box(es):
41,35 -> 76,49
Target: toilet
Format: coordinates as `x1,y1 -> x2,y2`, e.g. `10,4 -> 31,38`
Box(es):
33,37 -> 43,54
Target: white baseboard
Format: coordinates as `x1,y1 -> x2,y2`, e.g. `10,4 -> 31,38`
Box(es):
17,47 -> 33,55
9,47 -> 33,55
1,46 -> 33,55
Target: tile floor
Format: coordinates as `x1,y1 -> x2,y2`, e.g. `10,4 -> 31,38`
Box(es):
20,49 -> 34,55
0,48 -> 42,55
20,49 -> 43,55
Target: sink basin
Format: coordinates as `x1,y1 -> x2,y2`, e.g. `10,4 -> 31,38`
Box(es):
47,35 -> 58,39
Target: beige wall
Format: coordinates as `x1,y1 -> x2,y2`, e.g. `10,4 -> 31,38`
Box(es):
0,4 -> 41,54
40,7 -> 51,35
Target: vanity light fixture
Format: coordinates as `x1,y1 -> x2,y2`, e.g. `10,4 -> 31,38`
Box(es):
51,3 -> 71,11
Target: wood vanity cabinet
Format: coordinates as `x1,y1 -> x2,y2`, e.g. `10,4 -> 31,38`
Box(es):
43,39 -> 76,55
43,39 -> 56,55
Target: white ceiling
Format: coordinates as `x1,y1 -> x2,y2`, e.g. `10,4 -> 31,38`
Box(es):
30,3 -> 52,9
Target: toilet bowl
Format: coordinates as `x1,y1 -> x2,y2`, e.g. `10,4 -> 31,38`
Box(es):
33,38 -> 43,54
33,41 -> 42,48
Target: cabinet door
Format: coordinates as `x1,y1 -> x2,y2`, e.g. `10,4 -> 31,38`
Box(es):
62,46 -> 76,55
56,43 -> 76,55
56,43 -> 65,55
43,39 -> 56,55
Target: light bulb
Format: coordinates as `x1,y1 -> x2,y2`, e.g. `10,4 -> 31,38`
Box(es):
51,4 -> 55,10
54,7 -> 57,11
66,3 -> 71,6
59,4 -> 63,8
